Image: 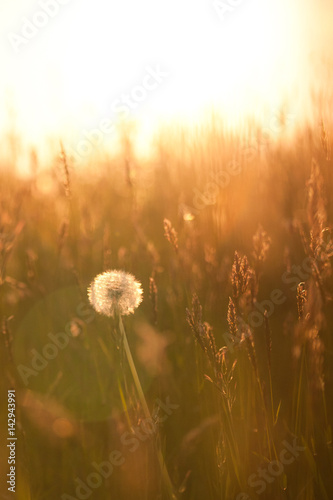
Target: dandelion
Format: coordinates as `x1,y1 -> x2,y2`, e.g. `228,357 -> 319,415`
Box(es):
88,270 -> 143,317
87,269 -> 175,499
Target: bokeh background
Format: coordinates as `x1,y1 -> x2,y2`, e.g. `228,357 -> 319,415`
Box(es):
1,1 -> 333,499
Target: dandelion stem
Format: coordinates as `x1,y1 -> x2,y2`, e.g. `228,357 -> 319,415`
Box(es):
118,314 -> 176,499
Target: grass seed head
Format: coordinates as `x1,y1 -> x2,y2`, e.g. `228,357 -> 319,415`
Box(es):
149,275 -> 158,324
252,225 -> 271,264
163,218 -> 178,252
296,282 -> 308,321
227,297 -> 238,339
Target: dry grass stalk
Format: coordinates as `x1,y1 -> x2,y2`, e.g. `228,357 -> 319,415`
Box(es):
252,225 -> 272,265
103,225 -> 112,271
59,142 -> 72,200
307,327 -> 325,392
163,218 -> 178,253
231,251 -> 250,299
186,294 -> 237,405
227,297 -> 239,340
307,160 -> 326,251
244,334 -> 258,379
2,316 -> 14,363
186,294 -> 216,366
296,282 -> 307,322
149,275 -> 158,325
264,311 -> 272,373
294,281 -> 325,392
0,220 -> 25,285
215,349 -> 237,410
298,161 -> 332,303
320,119 -> 330,160
57,219 -> 69,258
231,251 -> 257,314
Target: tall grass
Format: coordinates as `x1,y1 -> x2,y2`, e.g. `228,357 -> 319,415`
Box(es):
0,116 -> 332,499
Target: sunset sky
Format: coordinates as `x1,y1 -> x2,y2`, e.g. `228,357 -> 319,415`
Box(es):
0,0 -> 332,168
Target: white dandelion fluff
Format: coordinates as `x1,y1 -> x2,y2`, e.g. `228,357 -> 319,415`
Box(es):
88,270 -> 143,317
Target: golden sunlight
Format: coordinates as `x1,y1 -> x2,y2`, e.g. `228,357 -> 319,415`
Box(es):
0,0 -> 332,167
2,2 -> 333,499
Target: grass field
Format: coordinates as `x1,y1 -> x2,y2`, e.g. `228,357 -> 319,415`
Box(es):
0,116 -> 333,500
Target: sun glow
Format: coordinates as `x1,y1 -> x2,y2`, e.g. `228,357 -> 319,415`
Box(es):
0,0 -> 330,167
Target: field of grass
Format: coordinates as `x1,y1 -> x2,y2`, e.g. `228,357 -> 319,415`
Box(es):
0,116 -> 333,500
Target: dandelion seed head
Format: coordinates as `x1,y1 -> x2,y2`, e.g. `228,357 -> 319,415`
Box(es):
88,270 -> 143,317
